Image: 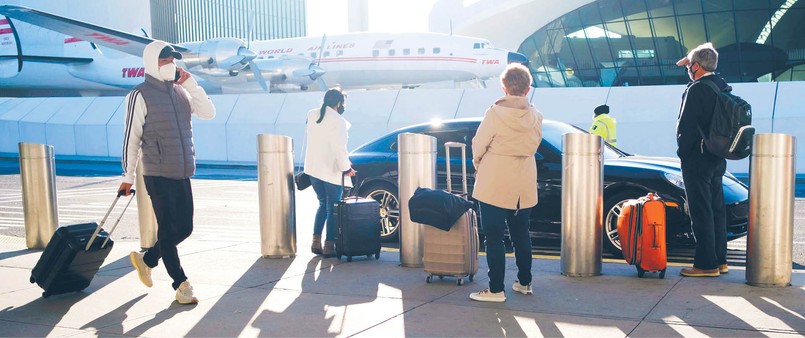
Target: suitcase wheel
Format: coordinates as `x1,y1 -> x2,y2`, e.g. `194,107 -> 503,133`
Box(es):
374,252 -> 380,260
29,276 -> 35,284
659,269 -> 666,279
636,267 -> 645,278
469,274 -> 474,282
456,278 -> 464,286
347,256 -> 352,262
426,275 -> 432,283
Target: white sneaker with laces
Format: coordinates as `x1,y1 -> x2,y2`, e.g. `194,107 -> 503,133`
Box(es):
175,280 -> 199,304
469,288 -> 506,302
512,280 -> 533,295
129,251 -> 153,287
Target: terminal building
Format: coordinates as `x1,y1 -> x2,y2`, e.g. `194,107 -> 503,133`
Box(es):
430,0 -> 805,87
149,0 -> 307,43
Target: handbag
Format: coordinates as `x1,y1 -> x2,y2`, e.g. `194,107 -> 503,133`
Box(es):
295,172 -> 311,190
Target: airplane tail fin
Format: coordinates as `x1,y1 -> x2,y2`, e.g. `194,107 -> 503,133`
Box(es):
0,16 -> 21,78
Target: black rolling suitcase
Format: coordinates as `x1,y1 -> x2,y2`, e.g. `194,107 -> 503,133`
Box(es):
30,190 -> 136,298
335,176 -> 382,262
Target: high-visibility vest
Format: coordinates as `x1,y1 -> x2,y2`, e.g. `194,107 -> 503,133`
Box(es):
590,114 -> 617,147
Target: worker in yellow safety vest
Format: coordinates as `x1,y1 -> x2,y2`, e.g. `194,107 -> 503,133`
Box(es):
590,104 -> 617,147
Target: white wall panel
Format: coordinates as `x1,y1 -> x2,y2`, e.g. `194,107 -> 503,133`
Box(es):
274,92 -> 324,163
769,81 -> 805,172
386,89 -> 464,132
454,87 -> 505,119
341,90 -> 398,151
0,98 -> 45,153
193,94 -> 237,162
45,97 -> 95,156
226,93 -> 286,162
75,97 -> 123,157
105,100 -> 128,160
18,99 -> 66,149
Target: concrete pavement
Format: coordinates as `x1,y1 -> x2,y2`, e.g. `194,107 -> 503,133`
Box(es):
1,232 -> 804,337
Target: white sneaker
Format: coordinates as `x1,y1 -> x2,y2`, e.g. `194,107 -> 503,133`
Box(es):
469,288 -> 506,303
129,251 -> 153,288
175,280 -> 199,304
512,280 -> 533,295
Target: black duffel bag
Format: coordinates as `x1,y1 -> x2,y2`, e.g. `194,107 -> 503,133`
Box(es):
408,187 -> 474,231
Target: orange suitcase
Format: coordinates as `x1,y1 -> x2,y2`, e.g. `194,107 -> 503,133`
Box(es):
617,193 -> 667,278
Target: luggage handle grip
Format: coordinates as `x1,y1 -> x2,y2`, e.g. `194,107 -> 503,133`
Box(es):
444,142 -> 468,196
85,189 -> 136,251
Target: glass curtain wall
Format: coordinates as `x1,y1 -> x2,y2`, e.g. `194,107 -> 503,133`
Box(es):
518,0 -> 805,87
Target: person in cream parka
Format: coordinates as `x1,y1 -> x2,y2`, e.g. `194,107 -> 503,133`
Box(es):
469,64 -> 543,303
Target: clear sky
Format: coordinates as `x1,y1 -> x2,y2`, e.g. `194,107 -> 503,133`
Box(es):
306,0 -> 439,36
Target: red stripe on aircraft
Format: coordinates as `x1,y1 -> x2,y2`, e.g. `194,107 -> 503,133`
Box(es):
0,19 -> 8,25
64,37 -> 83,44
319,56 -> 479,63
0,28 -> 12,35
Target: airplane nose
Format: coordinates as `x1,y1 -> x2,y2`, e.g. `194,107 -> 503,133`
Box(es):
507,51 -> 530,67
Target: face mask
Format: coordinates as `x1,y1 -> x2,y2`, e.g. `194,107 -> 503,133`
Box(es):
337,105 -> 345,114
158,63 -> 177,82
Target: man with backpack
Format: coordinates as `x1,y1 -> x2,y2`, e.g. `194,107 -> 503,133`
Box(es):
675,42 -> 729,277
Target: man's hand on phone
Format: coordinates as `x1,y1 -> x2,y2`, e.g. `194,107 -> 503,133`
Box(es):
118,182 -> 133,196
176,67 -> 191,85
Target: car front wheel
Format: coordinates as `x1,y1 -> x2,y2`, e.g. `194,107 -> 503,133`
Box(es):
603,190 -> 645,257
362,183 -> 400,242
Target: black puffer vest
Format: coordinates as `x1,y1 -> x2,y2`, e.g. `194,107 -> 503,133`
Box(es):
136,74 -> 195,179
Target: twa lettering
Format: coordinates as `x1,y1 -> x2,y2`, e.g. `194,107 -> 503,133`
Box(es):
121,67 -> 145,78
481,60 -> 500,64
85,32 -> 129,45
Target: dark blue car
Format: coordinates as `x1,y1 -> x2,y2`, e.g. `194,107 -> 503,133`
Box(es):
348,118 -> 749,254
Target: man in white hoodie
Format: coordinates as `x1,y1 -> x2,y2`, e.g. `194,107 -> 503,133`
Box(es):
118,40 -> 216,304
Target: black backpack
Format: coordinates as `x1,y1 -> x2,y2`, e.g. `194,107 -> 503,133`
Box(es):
696,80 -> 754,160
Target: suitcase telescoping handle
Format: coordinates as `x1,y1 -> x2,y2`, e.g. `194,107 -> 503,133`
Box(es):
85,189 -> 136,251
444,142 -> 468,196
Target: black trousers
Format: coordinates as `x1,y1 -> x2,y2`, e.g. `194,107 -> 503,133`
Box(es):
680,157 -> 727,270
142,176 -> 194,290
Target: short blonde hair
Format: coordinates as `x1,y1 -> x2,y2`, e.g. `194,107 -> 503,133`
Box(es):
500,64 -> 532,96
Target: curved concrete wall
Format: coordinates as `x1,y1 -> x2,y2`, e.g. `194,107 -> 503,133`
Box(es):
1,82 -> 802,175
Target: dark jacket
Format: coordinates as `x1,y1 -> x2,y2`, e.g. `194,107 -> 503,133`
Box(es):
675,74 -> 729,162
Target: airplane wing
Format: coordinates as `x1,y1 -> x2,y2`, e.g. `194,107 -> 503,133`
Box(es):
0,5 -> 187,57
0,55 -> 93,64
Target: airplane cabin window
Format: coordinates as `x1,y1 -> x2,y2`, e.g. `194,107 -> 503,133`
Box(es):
389,49 -> 395,56
310,52 -> 316,58
418,48 -> 425,55
337,50 -> 343,56
403,48 -> 410,55
473,43 -> 480,49
373,50 -> 380,57
433,47 -> 441,54
323,51 -> 330,57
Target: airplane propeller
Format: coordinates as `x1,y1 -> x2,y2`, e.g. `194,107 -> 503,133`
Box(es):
315,34 -> 328,90
245,13 -> 268,91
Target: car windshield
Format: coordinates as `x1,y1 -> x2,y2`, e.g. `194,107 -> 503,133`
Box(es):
542,121 -> 627,159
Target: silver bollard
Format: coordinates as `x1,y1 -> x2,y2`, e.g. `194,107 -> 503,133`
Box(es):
258,134 -> 296,258
560,133 -> 603,277
135,160 -> 158,249
19,142 -> 59,249
746,133 -> 795,287
398,133 -> 437,267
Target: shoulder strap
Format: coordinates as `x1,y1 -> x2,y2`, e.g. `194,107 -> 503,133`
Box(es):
695,79 -> 723,140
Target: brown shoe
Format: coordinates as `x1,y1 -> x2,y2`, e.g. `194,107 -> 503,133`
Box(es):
311,234 -> 323,255
322,240 -> 336,258
718,264 -> 729,274
680,267 -> 720,277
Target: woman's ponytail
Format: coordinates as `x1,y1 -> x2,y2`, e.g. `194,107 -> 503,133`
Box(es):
316,88 -> 345,124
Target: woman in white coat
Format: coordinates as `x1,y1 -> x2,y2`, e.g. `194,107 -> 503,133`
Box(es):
304,88 -> 356,257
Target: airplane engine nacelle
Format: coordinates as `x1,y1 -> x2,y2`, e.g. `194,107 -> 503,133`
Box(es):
251,56 -> 323,87
181,38 -> 256,75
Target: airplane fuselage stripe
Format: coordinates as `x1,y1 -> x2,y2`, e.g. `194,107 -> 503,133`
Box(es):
0,28 -> 12,34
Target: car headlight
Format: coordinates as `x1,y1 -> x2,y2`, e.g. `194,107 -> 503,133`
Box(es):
663,172 -> 685,189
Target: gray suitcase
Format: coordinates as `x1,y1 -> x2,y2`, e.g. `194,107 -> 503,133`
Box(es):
423,142 -> 479,285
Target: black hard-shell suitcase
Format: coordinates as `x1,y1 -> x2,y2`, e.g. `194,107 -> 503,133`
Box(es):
30,191 -> 135,298
335,176 -> 382,261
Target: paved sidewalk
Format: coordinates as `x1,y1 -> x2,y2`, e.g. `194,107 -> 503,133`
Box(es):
0,234 -> 803,337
